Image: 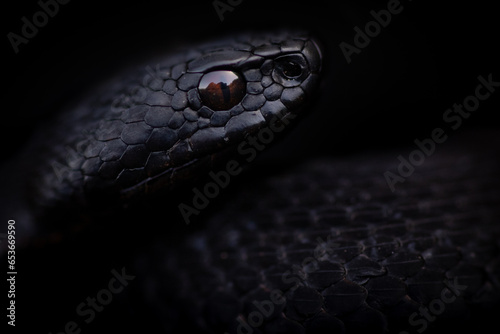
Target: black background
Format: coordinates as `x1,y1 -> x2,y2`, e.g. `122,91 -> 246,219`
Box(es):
3,0 -> 499,161
2,0 -> 499,333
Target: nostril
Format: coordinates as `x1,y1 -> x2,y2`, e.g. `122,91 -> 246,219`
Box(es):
282,61 -> 302,78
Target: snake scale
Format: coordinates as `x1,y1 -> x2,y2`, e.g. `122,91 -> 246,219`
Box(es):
1,29 -> 500,334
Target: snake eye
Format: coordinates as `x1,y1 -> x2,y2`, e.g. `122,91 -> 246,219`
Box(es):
198,70 -> 246,111
272,54 -> 309,87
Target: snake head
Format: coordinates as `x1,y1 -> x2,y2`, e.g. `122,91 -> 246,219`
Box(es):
113,31 -> 323,198
36,31 -> 323,206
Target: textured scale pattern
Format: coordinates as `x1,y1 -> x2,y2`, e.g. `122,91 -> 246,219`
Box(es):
31,31 -> 321,208
129,147 -> 500,333
5,29 -> 499,334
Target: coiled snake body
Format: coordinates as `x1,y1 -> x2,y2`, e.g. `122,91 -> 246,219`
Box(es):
2,31 -> 500,333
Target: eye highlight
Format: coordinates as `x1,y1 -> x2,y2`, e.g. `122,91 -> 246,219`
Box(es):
198,70 -> 246,111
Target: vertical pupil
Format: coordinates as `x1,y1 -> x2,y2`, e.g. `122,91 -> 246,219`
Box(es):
220,82 -> 230,103
198,71 -> 245,111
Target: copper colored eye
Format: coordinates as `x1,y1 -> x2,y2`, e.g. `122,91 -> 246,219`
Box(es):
198,70 -> 245,111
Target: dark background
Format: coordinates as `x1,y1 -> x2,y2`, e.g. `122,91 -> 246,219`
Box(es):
2,0 -> 499,333
3,0 -> 499,162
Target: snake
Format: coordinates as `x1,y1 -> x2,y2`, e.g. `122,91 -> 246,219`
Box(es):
1,30 -> 500,334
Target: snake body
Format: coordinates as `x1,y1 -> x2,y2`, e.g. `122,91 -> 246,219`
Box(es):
2,31 -> 500,333
129,143 -> 500,333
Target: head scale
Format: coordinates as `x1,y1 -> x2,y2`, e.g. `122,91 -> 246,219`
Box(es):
36,31 -> 323,205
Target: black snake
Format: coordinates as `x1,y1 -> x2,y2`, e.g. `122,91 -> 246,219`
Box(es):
1,30 -> 499,334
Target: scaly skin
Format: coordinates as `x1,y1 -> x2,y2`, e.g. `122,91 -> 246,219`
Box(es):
1,31 -> 499,334
129,139 -> 500,333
